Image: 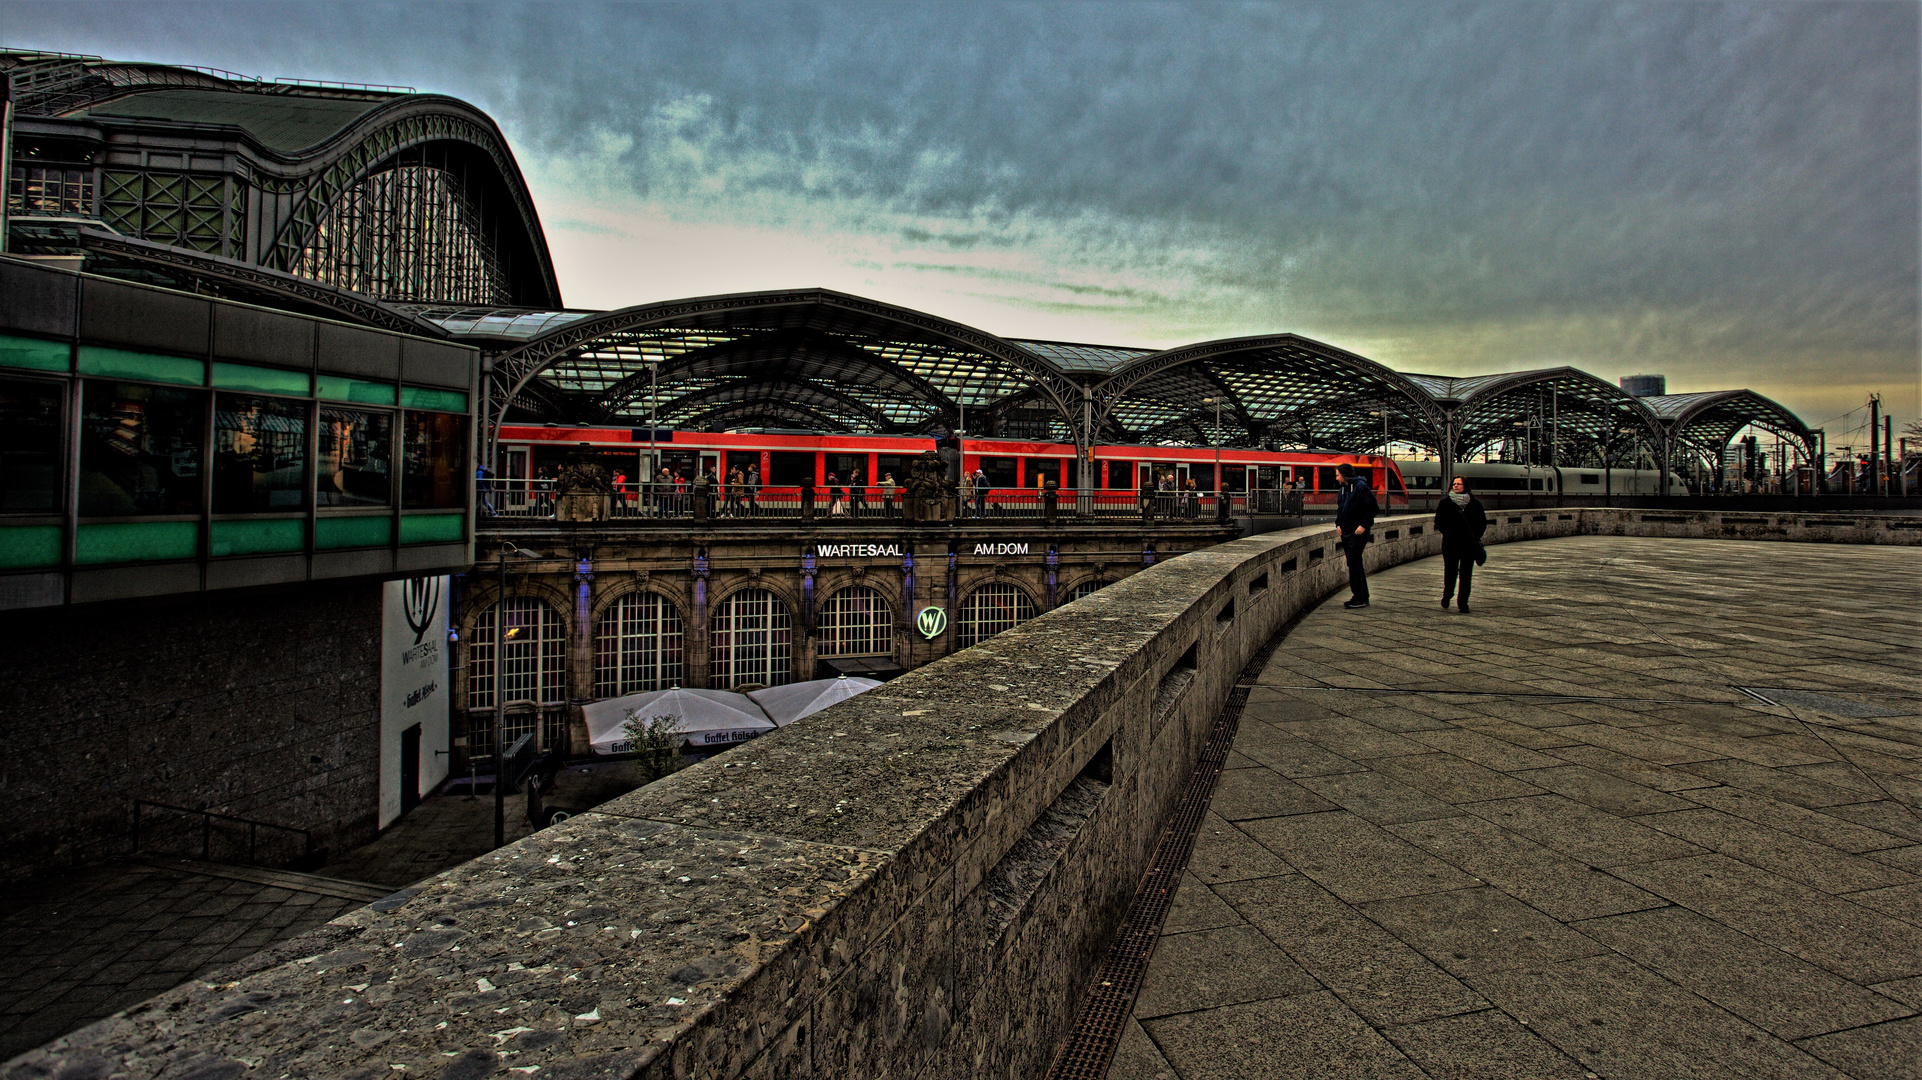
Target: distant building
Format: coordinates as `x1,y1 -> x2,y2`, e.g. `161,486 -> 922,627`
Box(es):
1619,374 -> 1666,397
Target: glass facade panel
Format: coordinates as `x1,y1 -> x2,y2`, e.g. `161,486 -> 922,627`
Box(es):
212,362 -> 309,395
400,386 -> 468,412
818,586 -> 892,657
469,598 -> 567,709
398,513 -> 464,543
213,394 -> 309,513
0,525 -> 62,570
0,378 -> 64,512
77,347 -> 204,386
318,407 -> 392,507
315,515 -> 392,549
79,381 -> 204,516
0,334 -> 70,373
74,520 -> 198,564
593,592 -> 686,697
957,583 -> 1038,648
402,411 -> 467,509
210,518 -> 305,556
317,374 -> 397,405
711,587 -> 791,689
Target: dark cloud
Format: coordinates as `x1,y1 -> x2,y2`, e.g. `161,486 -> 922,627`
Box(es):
6,2 -> 1916,418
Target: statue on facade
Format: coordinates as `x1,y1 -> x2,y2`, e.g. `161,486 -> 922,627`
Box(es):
555,453 -> 613,522
903,450 -> 955,521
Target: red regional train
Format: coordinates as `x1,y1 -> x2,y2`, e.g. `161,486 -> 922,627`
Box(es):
493,425 -> 1407,509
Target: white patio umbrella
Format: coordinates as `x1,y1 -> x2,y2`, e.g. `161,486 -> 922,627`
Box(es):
583,687 -> 774,754
747,676 -> 883,727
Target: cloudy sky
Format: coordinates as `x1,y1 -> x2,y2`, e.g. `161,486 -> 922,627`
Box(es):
7,1 -> 1918,438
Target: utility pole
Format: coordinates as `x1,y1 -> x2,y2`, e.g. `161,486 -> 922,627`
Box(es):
1886,414 -> 1895,497
1869,394 -> 1881,496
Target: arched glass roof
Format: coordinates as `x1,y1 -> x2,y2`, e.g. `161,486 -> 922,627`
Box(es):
459,289 -> 1813,468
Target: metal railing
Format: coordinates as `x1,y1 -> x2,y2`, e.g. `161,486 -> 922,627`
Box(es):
130,799 -> 313,867
477,480 -> 1272,525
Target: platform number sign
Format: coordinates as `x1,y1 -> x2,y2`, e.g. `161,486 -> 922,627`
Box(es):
916,606 -> 948,640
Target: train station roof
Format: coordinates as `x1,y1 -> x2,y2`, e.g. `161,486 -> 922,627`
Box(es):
463,289 -> 1816,465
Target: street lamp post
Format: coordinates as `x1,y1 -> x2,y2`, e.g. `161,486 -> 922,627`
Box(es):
493,542 -> 540,848
1203,397 -> 1223,504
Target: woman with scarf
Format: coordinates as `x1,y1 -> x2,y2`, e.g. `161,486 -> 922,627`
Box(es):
1434,475 -> 1487,613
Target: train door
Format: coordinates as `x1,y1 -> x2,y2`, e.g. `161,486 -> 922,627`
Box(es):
699,452 -> 720,481
503,448 -> 529,511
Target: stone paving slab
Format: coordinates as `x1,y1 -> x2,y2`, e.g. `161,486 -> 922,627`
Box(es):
1125,536 -> 1922,1079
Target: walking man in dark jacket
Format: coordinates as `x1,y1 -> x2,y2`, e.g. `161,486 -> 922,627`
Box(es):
1335,462 -> 1377,609
1433,475 -> 1488,613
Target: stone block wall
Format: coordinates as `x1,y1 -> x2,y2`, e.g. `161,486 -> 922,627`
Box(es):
12,507 -> 1915,1077
0,580 -> 385,882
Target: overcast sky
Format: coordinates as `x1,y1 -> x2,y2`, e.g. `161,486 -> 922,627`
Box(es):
7,1 -> 1918,439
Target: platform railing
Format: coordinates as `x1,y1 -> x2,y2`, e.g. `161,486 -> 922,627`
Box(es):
477,480 -> 1265,525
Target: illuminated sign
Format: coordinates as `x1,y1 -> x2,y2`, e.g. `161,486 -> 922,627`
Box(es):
972,542 -> 1030,556
916,606 -> 948,640
813,542 -> 906,557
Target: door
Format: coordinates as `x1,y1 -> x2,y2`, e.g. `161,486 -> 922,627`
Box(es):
504,448 -> 528,511
400,724 -> 421,814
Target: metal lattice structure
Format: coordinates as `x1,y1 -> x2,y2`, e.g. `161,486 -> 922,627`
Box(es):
3,50 -> 560,308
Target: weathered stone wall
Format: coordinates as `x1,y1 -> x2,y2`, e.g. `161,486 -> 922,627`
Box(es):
10,508 -> 1914,1077
0,580 -> 385,882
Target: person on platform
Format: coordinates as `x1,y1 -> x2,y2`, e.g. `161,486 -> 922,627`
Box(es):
746,463 -> 761,514
826,471 -> 846,515
1335,462 -> 1377,609
971,466 -> 990,517
850,467 -> 867,514
1434,475 -> 1488,613
880,471 -> 897,517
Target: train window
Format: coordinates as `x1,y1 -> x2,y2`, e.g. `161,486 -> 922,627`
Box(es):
1105,460 -> 1134,489
1530,478 -> 1544,491
1581,474 -> 1600,484
1221,464 -> 1246,492
981,456 -> 1017,488
1023,458 -> 1061,488
1189,464 -> 1215,490
1317,466 -> 1338,491
1387,470 -> 1405,493
724,451 -> 759,479
768,451 -> 815,486
877,454 -> 911,484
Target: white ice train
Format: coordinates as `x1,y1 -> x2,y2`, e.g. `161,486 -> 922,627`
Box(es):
1393,459 -> 1687,497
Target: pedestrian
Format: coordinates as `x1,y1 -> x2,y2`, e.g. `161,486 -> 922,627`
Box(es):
1433,475 -> 1487,614
880,471 -> 897,517
612,469 -> 627,514
850,467 -> 867,514
826,472 -> 846,516
746,463 -> 760,515
726,466 -> 745,516
1335,462 -> 1377,609
971,466 -> 990,517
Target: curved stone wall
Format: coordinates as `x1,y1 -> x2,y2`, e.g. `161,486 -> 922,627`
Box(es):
10,509 -> 1914,1078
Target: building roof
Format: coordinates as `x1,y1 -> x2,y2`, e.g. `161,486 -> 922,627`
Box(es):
75,88 -> 389,153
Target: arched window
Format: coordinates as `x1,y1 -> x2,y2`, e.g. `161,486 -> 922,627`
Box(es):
594,592 -> 685,697
819,586 -> 893,657
470,597 -> 566,708
1063,579 -> 1107,604
958,583 -> 1038,648
712,587 -> 792,689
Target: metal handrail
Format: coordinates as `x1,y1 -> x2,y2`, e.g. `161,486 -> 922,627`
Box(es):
130,799 -> 313,866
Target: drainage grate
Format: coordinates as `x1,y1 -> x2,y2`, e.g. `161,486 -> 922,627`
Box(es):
1736,687 -> 1915,719
1044,643 -> 1275,1080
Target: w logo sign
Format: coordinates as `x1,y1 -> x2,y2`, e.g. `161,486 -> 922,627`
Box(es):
402,577 -> 442,645
915,606 -> 947,640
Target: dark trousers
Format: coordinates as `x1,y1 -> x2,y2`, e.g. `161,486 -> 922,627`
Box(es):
1443,549 -> 1474,607
1343,535 -> 1369,601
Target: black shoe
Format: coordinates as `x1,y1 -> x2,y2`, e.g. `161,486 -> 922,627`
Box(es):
1457,604 -> 1470,614
1441,596 -> 1451,608
1344,599 -> 1369,609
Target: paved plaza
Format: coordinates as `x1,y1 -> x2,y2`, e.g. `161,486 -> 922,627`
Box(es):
1115,535 -> 1922,1080
0,793 -> 533,1060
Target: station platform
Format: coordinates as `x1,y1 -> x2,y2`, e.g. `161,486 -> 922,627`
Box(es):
1115,535 -> 1921,1080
